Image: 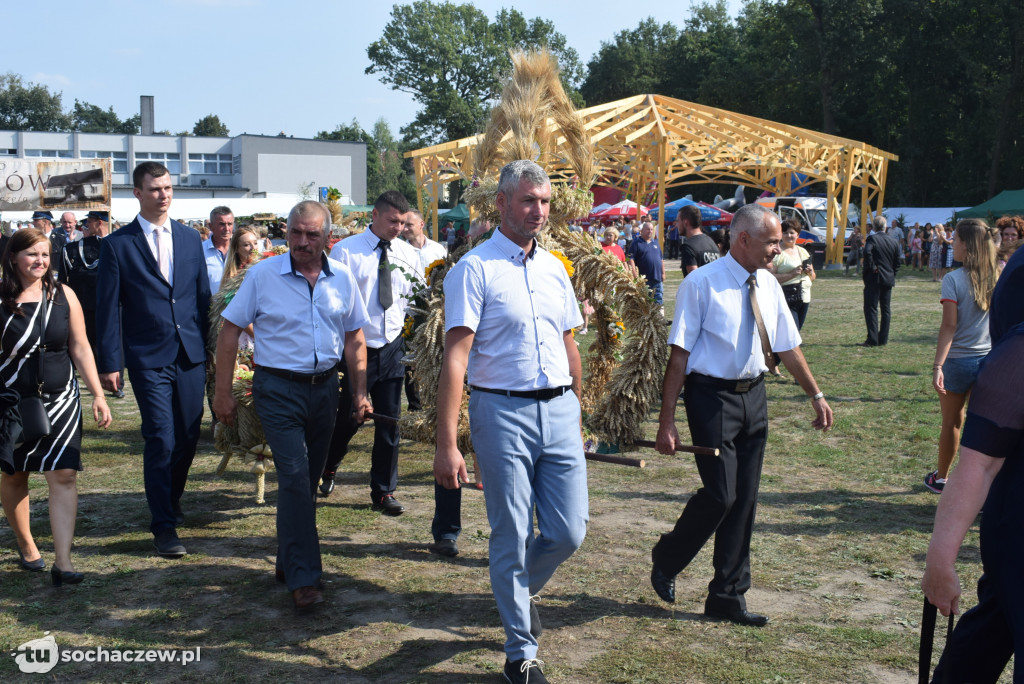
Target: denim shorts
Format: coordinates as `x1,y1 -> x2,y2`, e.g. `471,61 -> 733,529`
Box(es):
942,355 -> 984,394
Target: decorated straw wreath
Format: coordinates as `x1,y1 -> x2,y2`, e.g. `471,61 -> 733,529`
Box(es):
402,50 -> 668,455
206,245 -> 288,503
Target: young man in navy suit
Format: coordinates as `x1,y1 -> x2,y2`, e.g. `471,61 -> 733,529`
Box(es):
96,162 -> 211,558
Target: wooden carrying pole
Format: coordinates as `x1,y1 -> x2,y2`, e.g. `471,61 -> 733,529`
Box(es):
366,414 -> 646,468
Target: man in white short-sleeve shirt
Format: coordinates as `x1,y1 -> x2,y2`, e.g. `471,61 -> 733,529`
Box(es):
434,160 -> 587,684
650,204 -> 833,627
214,200 -> 371,612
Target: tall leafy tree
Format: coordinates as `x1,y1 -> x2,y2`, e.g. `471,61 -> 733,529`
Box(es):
366,1 -> 583,144
193,114 -> 229,137
71,100 -> 140,134
581,18 -> 680,105
0,72 -> 70,131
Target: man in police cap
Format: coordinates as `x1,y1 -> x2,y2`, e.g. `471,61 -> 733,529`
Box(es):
32,210 -> 67,256
59,210 -> 123,397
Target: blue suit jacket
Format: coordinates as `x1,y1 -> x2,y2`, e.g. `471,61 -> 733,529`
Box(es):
95,217 -> 211,372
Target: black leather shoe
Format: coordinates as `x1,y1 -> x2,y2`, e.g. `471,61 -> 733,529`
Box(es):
153,530 -> 186,558
651,564 -> 675,603
504,658 -> 549,684
172,501 -> 184,526
704,605 -> 769,627
371,494 -> 405,516
18,550 -> 46,572
429,539 -> 458,557
51,566 -> 84,587
856,341 -> 878,347
318,471 -> 336,498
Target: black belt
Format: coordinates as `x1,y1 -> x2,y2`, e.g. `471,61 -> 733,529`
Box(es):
255,364 -> 338,385
687,372 -> 764,393
470,385 -> 571,400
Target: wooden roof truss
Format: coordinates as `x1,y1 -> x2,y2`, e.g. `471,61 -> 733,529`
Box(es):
407,94 -> 897,263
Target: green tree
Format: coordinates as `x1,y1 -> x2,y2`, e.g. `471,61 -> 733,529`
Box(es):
193,114 -> 229,137
580,18 -> 680,105
366,1 -> 583,144
0,72 -> 71,131
71,100 -> 140,133
317,118 -> 418,205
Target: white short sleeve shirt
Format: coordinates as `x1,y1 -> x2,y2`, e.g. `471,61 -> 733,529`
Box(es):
668,253 -> 801,379
445,230 -> 582,391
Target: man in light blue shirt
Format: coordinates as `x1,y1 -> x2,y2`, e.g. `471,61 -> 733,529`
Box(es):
201,206 -> 234,293
213,200 -> 371,612
435,160 -> 587,684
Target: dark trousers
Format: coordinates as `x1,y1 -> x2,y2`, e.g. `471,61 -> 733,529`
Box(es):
933,477 -> 1022,683
863,279 -> 893,345
252,370 -> 338,591
404,365 -> 422,411
652,377 -> 768,611
324,336 -> 403,498
432,483 -> 462,542
788,301 -> 809,331
129,351 -> 205,535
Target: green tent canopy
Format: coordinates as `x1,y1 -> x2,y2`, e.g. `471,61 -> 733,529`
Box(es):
441,203 -> 470,231
956,189 -> 1024,220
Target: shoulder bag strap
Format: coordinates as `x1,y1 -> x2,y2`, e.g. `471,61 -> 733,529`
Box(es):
35,290 -> 48,397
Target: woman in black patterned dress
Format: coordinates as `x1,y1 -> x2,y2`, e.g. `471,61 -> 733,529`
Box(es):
0,229 -> 110,585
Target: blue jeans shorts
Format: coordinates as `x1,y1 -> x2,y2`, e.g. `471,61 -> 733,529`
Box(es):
942,355 -> 984,394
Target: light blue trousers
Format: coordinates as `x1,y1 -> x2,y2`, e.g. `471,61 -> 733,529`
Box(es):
469,389 -> 589,661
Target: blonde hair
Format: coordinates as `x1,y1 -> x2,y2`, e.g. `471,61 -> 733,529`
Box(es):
221,225 -> 260,286
955,219 -> 998,311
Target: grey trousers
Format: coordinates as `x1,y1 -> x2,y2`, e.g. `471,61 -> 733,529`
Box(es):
252,370 -> 338,591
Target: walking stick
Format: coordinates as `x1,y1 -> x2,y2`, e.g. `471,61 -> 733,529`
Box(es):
631,439 -> 720,457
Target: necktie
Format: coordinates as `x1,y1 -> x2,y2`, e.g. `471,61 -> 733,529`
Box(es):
377,239 -> 393,310
155,228 -> 170,282
747,273 -> 777,373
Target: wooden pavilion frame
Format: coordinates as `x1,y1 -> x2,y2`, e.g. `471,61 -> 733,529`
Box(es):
406,94 -> 897,264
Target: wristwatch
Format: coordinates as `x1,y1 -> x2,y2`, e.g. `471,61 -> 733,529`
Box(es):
811,392 -> 824,401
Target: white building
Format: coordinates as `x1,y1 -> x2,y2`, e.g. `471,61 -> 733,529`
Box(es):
0,129 -> 367,222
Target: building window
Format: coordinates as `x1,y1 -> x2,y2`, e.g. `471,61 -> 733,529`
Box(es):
81,150 -> 128,173
232,154 -> 241,174
0,149 -> 16,156
188,153 -> 232,175
25,149 -> 73,158
135,152 -> 180,175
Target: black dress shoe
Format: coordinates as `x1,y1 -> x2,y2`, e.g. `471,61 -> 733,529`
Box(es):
318,471 -> 336,497
51,566 -> 84,587
704,605 -> 769,627
153,530 -> 186,558
172,501 -> 184,526
651,564 -> 676,603
856,341 -> 878,347
371,494 -> 405,516
428,539 -> 459,557
17,550 -> 46,572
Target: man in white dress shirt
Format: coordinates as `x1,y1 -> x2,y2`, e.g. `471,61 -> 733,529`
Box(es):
320,191 -> 419,515
401,209 -> 447,412
201,206 -> 234,293
435,160 -> 587,684
651,203 -> 833,626
214,200 -> 371,611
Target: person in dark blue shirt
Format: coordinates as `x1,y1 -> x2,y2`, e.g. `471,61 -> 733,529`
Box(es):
627,221 -> 665,306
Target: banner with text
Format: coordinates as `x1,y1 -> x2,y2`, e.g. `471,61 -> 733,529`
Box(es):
0,159 -> 111,212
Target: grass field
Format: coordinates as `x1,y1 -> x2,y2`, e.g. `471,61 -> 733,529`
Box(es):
0,265 -> 1007,683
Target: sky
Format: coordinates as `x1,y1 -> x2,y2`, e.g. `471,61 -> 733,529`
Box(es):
6,0 -> 745,141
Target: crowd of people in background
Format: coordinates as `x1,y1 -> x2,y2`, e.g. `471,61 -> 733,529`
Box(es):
4,172 -> 1024,681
